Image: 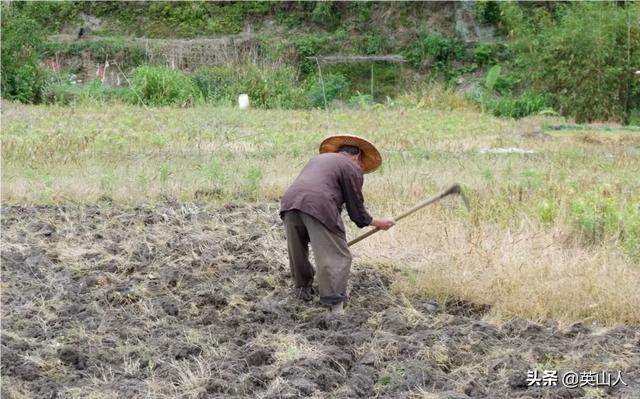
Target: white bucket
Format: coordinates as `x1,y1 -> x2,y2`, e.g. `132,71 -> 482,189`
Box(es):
238,94 -> 250,110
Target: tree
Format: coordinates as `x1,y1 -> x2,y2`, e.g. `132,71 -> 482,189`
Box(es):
1,4 -> 46,103
503,2 -> 640,123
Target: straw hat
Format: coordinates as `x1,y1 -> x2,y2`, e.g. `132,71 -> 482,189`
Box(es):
319,134 -> 382,173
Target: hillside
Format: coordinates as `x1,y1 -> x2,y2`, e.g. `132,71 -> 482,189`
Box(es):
2,1 -> 640,123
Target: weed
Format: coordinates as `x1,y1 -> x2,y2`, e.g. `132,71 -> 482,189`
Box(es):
244,165 -> 263,201
159,163 -> 171,186
129,65 -> 201,106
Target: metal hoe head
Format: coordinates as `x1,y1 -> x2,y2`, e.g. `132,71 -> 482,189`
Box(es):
444,183 -> 470,210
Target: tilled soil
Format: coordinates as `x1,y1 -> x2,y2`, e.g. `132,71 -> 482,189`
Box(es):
1,204 -> 638,399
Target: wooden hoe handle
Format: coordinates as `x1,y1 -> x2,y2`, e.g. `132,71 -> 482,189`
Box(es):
347,183 -> 468,247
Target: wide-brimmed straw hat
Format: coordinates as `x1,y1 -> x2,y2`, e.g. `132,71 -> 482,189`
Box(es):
319,134 -> 382,173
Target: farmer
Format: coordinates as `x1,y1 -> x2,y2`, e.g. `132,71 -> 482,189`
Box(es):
280,135 -> 395,314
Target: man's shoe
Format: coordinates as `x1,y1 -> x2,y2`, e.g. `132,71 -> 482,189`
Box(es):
297,286 -> 315,302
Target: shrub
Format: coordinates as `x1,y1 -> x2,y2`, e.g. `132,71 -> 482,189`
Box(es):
192,64 -> 307,109
1,7 -> 46,103
474,65 -> 547,118
352,2 -> 372,26
234,64 -> 307,109
42,82 -> 82,105
473,43 -> 496,66
294,34 -> 329,76
42,79 -> 133,105
493,73 -> 515,95
401,30 -> 464,81
14,1 -> 81,33
258,65 -> 308,109
192,67 -> 235,104
502,2 -> 640,123
486,91 -> 547,119
311,1 -> 340,31
473,1 -> 503,26
348,93 -> 373,108
307,73 -> 349,108
423,32 -> 451,62
364,33 -> 389,55
129,65 -> 201,106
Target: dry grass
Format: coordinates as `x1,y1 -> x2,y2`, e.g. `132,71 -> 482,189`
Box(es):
249,331 -> 325,368
2,102 -> 639,325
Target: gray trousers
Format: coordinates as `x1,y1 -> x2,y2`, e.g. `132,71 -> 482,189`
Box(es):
282,210 -> 352,305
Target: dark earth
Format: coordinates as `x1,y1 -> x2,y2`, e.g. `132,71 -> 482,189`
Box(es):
1,204 -> 639,398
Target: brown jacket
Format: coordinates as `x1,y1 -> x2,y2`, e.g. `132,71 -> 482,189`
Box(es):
280,153 -> 373,237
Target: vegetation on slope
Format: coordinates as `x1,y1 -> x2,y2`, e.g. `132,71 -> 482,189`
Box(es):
2,1 -> 640,122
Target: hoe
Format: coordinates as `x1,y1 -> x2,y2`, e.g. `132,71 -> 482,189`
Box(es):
348,183 -> 470,247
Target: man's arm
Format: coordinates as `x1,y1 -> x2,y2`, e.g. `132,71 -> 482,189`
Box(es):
341,170 -> 373,228
341,167 -> 395,230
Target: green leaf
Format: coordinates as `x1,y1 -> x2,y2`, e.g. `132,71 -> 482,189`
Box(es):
484,65 -> 501,93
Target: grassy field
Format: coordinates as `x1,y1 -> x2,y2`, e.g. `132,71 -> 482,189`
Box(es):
2,101 -> 639,325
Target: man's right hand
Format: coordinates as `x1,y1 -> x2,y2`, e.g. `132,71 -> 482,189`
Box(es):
371,218 -> 395,231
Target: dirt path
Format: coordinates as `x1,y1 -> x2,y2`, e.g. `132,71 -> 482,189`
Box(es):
1,204 -> 638,398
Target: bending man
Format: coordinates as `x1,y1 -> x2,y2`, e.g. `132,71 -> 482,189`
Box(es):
280,135 -> 395,314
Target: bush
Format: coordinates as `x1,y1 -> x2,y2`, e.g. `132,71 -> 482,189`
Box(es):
486,91 -> 547,119
311,1 -> 340,31
129,65 -> 201,106
258,65 -> 308,109
42,79 -> 133,105
473,1 -> 503,26
42,82 -> 81,105
473,43 -> 496,66
401,31 -> 464,82
192,64 -> 307,109
423,32 -> 451,62
192,67 -> 235,104
236,64 -> 307,109
474,65 -> 546,118
502,2 -> 640,123
294,34 -> 329,76
363,33 -> 389,55
1,6 -> 46,103
307,73 -> 349,108
14,1 -> 81,33
348,93 -> 373,108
